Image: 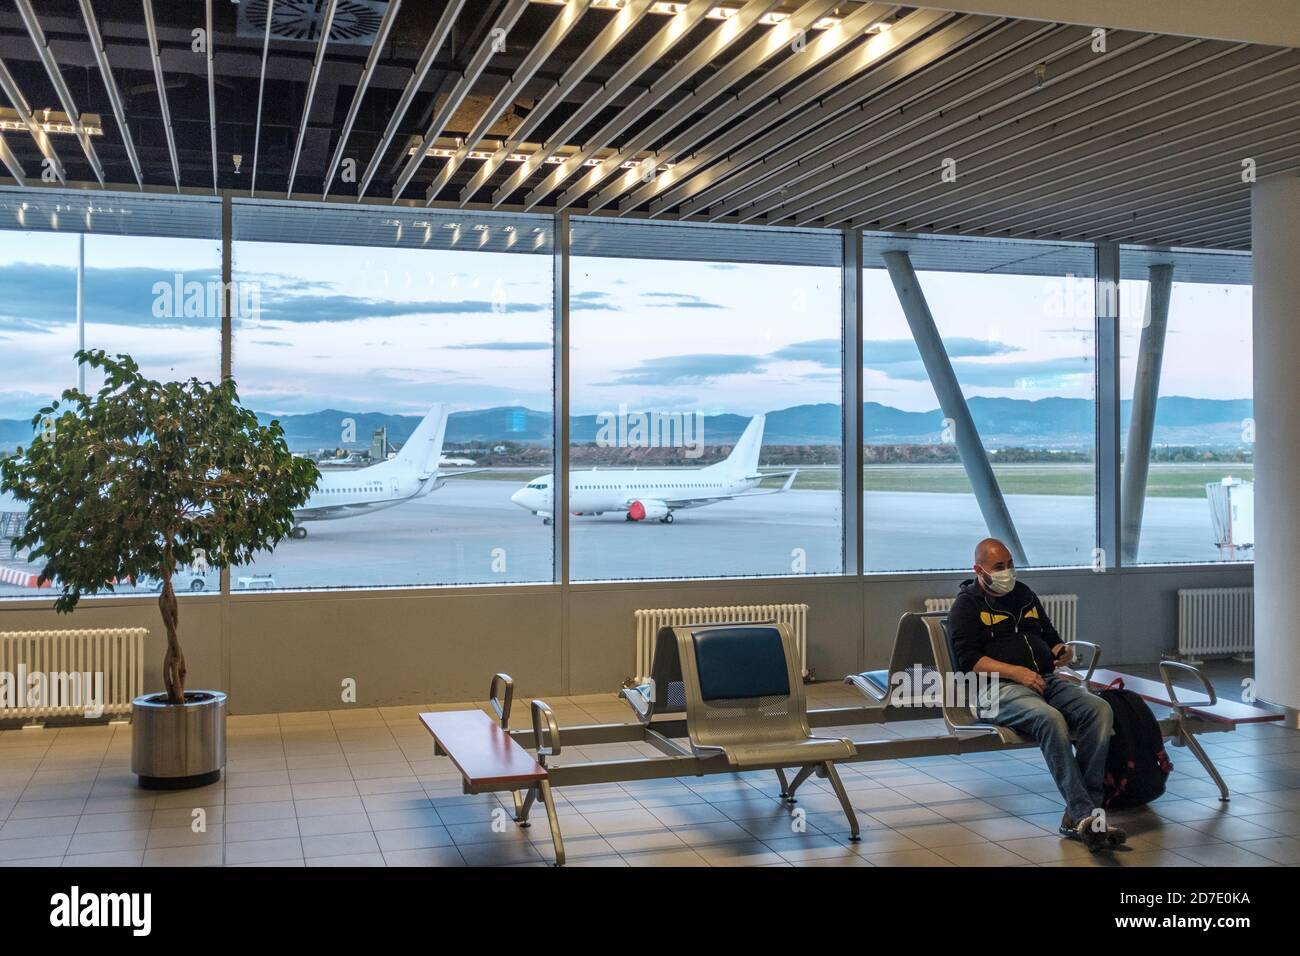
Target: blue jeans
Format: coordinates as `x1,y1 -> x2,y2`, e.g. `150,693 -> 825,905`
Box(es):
978,674 -> 1114,822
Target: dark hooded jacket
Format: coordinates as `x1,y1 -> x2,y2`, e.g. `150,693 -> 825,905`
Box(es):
949,577 -> 1062,675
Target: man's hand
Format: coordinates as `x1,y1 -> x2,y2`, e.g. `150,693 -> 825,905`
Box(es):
1009,666 -> 1046,694
1052,643 -> 1073,667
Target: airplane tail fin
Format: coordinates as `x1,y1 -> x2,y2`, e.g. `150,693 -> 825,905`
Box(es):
721,414 -> 765,475
394,404 -> 449,477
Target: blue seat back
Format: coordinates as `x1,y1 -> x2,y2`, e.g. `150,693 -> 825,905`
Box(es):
691,626 -> 790,702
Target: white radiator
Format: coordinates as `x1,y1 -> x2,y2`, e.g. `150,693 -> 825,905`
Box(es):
635,604 -> 809,681
924,594 -> 1078,643
1178,587 -> 1253,660
0,628 -> 145,721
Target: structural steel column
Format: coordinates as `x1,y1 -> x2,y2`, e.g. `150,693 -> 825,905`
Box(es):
221,192 -> 232,381
1094,242 -> 1121,571
76,231 -> 85,392
881,249 -> 1027,565
1119,263 -> 1173,564
842,229 -> 863,576
553,211 -> 571,692
1251,175 -> 1300,726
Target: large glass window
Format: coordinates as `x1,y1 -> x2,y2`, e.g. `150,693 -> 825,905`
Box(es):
863,236 -> 1096,572
230,201 -> 554,590
566,219 -> 842,581
1119,248 -> 1252,565
0,191 -> 222,600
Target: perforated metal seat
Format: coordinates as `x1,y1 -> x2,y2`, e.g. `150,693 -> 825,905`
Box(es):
662,622 -> 861,840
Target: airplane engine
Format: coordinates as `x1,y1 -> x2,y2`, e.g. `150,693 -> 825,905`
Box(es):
627,499 -> 668,521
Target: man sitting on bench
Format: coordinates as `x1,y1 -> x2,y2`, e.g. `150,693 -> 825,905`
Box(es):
950,537 -> 1125,851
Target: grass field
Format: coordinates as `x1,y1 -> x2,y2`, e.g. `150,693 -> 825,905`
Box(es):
455,461 -> 1252,497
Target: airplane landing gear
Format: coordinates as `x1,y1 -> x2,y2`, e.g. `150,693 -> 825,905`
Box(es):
660,513 -> 674,524
542,517 -> 552,526
291,526 -> 307,539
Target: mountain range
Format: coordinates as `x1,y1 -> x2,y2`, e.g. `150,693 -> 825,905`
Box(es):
0,396 -> 1253,453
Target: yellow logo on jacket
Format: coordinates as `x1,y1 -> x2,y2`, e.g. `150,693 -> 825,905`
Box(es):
979,612 -> 1010,626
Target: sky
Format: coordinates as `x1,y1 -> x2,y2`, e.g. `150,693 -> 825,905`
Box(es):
0,227 -> 1253,424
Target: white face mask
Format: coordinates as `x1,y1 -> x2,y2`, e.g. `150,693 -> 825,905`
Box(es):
981,567 -> 1016,595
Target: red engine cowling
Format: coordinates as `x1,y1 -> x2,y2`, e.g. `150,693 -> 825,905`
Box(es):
626,499 -> 668,521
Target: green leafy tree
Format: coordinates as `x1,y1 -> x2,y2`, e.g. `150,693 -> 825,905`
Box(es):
0,351 -> 318,704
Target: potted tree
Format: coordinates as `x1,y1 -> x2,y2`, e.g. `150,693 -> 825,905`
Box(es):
0,350 -> 317,789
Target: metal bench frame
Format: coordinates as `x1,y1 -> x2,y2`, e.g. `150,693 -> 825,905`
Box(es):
426,615 -> 1276,865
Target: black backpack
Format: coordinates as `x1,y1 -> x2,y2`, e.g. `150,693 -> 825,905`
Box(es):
1097,679 -> 1173,808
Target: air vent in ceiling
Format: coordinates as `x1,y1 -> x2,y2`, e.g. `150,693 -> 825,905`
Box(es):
238,0 -> 389,45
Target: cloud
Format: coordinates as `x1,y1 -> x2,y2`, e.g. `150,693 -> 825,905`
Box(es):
571,290 -> 619,312
597,353 -> 766,387
877,355 -> 1092,387
641,291 -> 724,310
864,337 -> 1019,366
771,339 -> 841,366
0,262 -> 225,331
773,337 -> 1018,371
446,341 -> 552,351
252,293 -> 547,324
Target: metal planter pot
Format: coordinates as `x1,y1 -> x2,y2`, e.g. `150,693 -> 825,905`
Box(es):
131,690 -> 227,790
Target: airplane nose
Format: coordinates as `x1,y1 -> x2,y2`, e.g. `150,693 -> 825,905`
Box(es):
510,488 -> 531,510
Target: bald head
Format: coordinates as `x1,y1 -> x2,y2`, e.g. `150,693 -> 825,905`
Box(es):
974,538 -> 1012,568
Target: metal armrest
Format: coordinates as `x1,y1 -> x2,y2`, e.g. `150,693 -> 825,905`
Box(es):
531,699 -> 561,765
1064,641 -> 1100,685
489,673 -> 514,728
1158,659 -> 1216,710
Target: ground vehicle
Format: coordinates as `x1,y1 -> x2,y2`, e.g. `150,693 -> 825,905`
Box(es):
236,573 -> 278,590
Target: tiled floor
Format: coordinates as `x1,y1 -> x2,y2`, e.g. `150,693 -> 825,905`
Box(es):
2,681 -> 1298,867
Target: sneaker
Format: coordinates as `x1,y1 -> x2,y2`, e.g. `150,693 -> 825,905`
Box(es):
1060,812 -> 1109,852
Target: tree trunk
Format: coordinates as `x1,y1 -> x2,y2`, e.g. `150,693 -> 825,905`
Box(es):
159,577 -> 186,705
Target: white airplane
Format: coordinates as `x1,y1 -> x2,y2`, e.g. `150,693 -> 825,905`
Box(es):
289,403 -> 456,538
510,414 -> 797,525
0,406 -> 460,543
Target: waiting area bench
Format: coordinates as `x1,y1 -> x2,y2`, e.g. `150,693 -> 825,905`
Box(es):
419,675 -> 566,865
845,610 -> 1283,801
419,615 -> 1282,866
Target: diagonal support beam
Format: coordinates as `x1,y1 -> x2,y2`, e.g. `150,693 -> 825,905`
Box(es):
881,250 -> 1027,566
392,0 -> 531,202
15,0 -> 104,185
205,0 -> 219,194
142,0 -> 181,190
287,0 -> 338,197
522,0 -> 780,211
0,133 -> 25,185
357,0 -> 466,200
861,45 -> 1287,235
612,2 -> 898,216
322,0 -> 403,198
0,56 -> 65,183
250,0 -> 275,194
561,0 -> 841,213
1120,263 -> 1174,564
687,13 -> 1008,223
661,9 -> 973,220
458,0 -> 659,206
498,0 -> 724,209
79,0 -> 143,188
424,0 -> 595,204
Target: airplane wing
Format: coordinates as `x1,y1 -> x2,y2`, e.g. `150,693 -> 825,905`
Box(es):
435,468 -> 489,479
735,469 -> 799,495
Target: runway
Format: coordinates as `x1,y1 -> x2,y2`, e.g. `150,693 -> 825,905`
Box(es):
0,481 -> 1240,598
